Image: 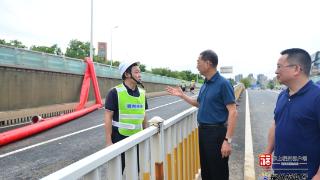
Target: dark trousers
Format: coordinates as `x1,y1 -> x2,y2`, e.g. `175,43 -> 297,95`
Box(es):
198,124 -> 229,180
112,128 -> 140,173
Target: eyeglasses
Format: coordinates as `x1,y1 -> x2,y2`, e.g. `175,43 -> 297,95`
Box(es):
276,64 -> 298,70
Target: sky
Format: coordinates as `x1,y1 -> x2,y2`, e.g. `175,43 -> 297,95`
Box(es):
1,0 -> 319,80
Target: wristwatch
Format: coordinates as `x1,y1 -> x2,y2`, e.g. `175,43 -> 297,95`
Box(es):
224,137 -> 232,144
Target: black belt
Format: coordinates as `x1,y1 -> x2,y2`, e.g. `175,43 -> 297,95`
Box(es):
198,122 -> 226,128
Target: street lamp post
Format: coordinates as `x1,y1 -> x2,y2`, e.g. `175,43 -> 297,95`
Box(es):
110,26 -> 118,67
90,0 -> 93,60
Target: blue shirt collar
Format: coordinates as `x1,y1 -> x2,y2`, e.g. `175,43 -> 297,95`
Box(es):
285,80 -> 313,97
205,71 -> 220,83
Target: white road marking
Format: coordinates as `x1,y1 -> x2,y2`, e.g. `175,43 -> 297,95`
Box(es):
0,124 -> 103,158
244,90 -> 256,179
0,95 -> 195,158
146,99 -> 183,111
147,95 -> 170,100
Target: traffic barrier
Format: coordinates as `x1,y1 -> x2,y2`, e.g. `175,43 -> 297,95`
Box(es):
87,58 -> 102,105
75,57 -> 102,110
0,104 -> 100,146
0,58 -> 102,146
234,83 -> 245,100
31,115 -> 43,124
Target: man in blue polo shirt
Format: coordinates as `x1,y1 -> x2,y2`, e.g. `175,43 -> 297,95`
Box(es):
166,50 -> 238,180
265,48 -> 320,180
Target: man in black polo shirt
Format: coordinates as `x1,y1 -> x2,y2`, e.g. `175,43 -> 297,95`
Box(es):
166,49 -> 238,180
104,60 -> 148,173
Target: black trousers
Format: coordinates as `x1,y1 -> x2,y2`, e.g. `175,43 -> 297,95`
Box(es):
112,127 -> 140,173
198,124 -> 229,180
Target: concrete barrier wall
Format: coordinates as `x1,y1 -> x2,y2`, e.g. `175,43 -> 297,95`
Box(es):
0,66 -> 171,112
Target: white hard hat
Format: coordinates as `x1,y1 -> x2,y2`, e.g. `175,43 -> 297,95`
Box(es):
119,60 -> 140,77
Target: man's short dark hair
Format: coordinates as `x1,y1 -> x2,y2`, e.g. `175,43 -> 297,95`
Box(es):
200,49 -> 218,67
281,48 -> 311,76
122,62 -> 139,80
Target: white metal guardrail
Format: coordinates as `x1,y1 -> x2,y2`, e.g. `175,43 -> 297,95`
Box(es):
42,107 -> 200,180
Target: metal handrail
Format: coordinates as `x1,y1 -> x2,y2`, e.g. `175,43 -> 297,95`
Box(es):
42,107 -> 199,180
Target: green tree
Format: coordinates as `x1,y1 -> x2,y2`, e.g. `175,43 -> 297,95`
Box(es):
0,39 -> 6,45
92,56 -> 120,67
93,55 -> 104,63
140,64 -> 146,72
198,78 -> 204,84
105,60 -> 120,67
180,70 -> 193,80
267,80 -> 275,89
65,39 -> 91,59
10,40 -> 26,48
151,67 -> 203,83
0,39 -> 26,48
112,61 -> 120,67
151,68 -> 171,76
228,78 -> 236,86
30,44 -> 62,55
240,78 -> 251,89
177,71 -> 187,80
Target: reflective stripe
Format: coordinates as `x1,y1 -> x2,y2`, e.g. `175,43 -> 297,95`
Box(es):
119,114 -> 145,119
112,121 -> 142,130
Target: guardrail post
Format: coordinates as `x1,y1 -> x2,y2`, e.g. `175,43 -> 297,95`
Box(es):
164,127 -> 172,180
172,123 -> 178,180
187,116 -> 192,180
182,119 -> 188,180
139,140 -> 151,180
125,146 -> 139,180
149,116 -> 165,180
177,121 -> 183,180
107,156 -> 122,180
83,169 -> 99,180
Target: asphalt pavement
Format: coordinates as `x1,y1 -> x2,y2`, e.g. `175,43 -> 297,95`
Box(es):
0,90 -> 280,180
0,93 -> 194,179
249,89 -> 279,179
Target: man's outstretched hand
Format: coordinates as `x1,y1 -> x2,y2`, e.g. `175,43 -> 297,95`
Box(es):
166,86 -> 184,97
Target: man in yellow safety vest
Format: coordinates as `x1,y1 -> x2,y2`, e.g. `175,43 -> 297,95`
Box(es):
104,60 -> 148,172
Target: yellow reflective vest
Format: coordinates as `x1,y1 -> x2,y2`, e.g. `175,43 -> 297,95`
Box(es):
115,84 -> 145,136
